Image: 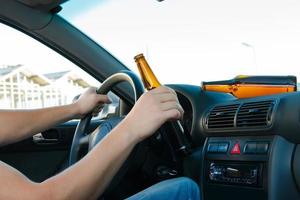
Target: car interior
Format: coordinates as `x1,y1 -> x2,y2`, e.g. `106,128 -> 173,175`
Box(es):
1,0 -> 300,200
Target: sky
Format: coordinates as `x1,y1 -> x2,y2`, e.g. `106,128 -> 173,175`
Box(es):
1,0 -> 300,85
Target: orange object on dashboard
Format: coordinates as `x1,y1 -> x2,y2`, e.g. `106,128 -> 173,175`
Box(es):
202,75 -> 297,98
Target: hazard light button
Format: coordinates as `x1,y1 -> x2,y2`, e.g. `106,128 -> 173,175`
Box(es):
231,143 -> 241,155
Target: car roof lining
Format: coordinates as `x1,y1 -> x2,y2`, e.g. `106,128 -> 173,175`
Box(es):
17,0 -> 68,12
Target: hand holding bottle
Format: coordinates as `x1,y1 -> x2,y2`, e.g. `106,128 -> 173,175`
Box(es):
134,53 -> 191,154
124,86 -> 184,143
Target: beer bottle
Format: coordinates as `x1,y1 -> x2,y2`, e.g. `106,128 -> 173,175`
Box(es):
134,53 -> 191,155
134,53 -> 161,90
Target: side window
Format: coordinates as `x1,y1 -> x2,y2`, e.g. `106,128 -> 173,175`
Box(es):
0,23 -> 118,117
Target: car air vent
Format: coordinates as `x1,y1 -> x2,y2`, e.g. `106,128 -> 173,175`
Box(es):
236,100 -> 274,127
207,104 -> 240,129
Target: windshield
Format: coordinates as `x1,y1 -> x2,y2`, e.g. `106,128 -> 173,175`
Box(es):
60,0 -> 300,85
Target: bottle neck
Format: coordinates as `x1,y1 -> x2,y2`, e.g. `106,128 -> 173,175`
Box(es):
135,55 -> 161,90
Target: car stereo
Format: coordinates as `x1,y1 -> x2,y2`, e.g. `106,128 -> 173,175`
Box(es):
207,161 -> 262,186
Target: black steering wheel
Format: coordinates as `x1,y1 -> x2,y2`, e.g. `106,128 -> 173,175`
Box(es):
69,70 -> 145,166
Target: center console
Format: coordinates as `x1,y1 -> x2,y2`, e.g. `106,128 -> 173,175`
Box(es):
202,136 -> 272,200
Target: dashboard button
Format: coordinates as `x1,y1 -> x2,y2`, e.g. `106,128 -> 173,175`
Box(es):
207,143 -> 218,153
244,143 -> 257,154
218,143 -> 229,153
256,143 -> 269,154
231,143 -> 241,155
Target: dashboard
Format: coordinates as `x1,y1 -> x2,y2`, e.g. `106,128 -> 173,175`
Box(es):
170,84 -> 300,200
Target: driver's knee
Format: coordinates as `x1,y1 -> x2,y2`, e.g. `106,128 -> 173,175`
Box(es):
126,177 -> 200,200
185,177 -> 201,200
169,177 -> 200,200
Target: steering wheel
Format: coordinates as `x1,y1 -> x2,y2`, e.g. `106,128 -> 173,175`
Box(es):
69,70 -> 145,166
68,70 -> 146,196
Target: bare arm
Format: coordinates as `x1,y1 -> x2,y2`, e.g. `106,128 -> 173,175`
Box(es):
0,88 -> 111,146
0,86 -> 183,200
0,119 -> 136,200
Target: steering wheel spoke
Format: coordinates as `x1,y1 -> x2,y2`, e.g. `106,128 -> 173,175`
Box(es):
79,134 -> 89,146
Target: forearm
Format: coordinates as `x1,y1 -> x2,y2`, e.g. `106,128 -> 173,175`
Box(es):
0,119 -> 138,200
42,119 -> 137,200
0,103 -> 78,146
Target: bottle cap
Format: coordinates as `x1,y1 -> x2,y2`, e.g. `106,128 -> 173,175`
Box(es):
134,53 -> 145,60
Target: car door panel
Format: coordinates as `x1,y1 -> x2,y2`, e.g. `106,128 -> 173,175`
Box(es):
0,120 -> 102,182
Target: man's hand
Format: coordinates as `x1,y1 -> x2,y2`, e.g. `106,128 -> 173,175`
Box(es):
124,86 -> 183,143
73,87 -> 111,118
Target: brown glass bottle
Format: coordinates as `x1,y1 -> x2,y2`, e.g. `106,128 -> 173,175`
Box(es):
134,53 -> 191,155
134,53 -> 161,90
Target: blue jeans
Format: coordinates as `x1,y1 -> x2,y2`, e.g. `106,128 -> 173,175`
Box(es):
126,177 -> 200,200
